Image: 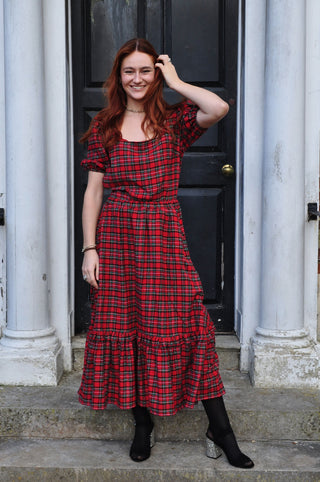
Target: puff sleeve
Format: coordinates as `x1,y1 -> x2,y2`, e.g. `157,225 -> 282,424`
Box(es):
81,121 -> 109,172
177,101 -> 207,153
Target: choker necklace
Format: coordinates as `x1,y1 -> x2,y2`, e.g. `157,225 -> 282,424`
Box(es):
126,106 -> 145,113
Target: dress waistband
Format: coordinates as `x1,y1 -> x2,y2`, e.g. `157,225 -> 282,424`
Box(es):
108,190 -> 177,205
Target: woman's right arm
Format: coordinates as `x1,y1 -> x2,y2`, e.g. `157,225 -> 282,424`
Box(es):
82,171 -> 104,288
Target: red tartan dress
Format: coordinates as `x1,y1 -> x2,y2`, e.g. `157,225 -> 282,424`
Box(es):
78,101 -> 225,416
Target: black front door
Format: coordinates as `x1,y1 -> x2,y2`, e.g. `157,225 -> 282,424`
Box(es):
72,0 -> 238,333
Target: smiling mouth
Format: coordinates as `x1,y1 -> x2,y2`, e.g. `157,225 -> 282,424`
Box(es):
130,85 -> 146,90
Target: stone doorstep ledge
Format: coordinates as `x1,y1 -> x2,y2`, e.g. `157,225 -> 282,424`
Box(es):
0,371 -> 319,442
0,438 -> 320,482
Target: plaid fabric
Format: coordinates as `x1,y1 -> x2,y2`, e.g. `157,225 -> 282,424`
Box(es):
78,102 -> 225,416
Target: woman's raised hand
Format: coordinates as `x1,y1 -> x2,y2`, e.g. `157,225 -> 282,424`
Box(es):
155,54 -> 182,90
155,53 -> 229,128
82,250 -> 100,289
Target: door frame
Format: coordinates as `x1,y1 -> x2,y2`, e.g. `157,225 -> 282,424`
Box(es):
70,0 -> 239,334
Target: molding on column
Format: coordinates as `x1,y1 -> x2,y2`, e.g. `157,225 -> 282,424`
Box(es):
1,327 -> 58,348
254,327 -> 310,348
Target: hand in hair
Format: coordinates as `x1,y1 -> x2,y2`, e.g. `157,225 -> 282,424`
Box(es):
155,54 -> 182,90
156,53 -> 229,128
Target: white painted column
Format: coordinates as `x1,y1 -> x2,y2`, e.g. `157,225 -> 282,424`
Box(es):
0,0 -> 63,385
249,0 -> 320,388
260,0 -> 305,333
43,0 -> 74,371
235,0 -> 266,371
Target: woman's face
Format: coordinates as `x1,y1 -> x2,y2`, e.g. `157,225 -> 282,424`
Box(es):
120,51 -> 155,104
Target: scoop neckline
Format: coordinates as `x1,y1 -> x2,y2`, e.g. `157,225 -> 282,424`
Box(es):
120,135 -> 156,144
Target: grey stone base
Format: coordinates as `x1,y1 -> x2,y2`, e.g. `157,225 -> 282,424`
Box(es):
250,337 -> 320,389
0,342 -> 64,386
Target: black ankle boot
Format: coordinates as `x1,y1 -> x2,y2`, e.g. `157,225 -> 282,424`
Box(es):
202,397 -> 254,469
130,405 -> 155,462
206,427 -> 254,469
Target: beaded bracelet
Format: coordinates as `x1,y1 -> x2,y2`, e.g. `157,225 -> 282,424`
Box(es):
82,244 -> 96,253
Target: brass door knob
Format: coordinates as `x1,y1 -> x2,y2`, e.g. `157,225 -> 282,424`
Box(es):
221,164 -> 235,177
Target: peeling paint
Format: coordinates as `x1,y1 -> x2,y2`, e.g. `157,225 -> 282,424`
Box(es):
90,0 -> 102,24
273,142 -> 283,182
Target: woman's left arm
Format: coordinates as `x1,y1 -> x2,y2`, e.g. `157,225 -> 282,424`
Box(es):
155,54 -> 229,128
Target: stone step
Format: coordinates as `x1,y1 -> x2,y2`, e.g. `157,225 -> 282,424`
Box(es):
72,334 -> 241,372
1,370 -> 319,443
0,438 -> 320,481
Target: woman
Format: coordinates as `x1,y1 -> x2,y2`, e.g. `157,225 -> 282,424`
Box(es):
79,38 -> 253,469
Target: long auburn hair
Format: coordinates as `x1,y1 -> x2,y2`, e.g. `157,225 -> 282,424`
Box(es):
80,38 -> 182,149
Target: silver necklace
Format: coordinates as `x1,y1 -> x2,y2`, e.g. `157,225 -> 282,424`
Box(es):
126,106 -> 145,113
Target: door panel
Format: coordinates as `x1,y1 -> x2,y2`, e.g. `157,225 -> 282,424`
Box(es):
72,0 -> 238,333
89,0 -> 138,83
178,188 -> 222,300
171,0 -> 219,83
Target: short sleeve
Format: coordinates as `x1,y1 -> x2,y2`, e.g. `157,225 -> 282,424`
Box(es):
177,101 -> 207,153
81,121 -> 109,172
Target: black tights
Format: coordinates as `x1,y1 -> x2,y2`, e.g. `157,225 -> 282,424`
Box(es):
130,405 -> 154,462
202,396 -> 233,439
132,405 -> 152,426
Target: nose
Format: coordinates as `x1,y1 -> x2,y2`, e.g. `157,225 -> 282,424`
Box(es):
133,71 -> 142,83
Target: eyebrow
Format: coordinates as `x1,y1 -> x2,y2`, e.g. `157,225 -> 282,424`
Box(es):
122,66 -> 154,70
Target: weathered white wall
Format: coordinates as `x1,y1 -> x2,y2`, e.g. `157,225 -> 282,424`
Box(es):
304,0 -> 320,341
0,0 -> 6,335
